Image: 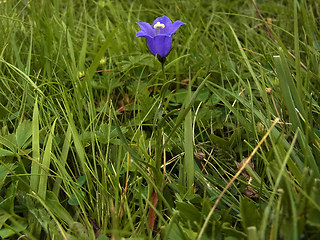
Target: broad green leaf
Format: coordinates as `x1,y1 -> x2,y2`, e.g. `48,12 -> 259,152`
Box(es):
0,220 -> 27,238
68,190 -> 85,206
176,202 -> 202,223
76,175 -> 86,186
222,222 -> 247,239
162,222 -> 186,240
0,211 -> 10,229
307,179 -> 320,227
0,181 -> 18,214
46,191 -> 74,225
0,134 -> 17,153
239,197 -> 260,229
0,148 -> 15,157
0,163 -> 16,189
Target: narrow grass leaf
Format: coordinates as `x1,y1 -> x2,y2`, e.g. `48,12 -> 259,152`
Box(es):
52,125 -> 72,196
165,74 -> 210,148
38,119 -> 57,200
0,59 -> 44,96
84,29 -> 117,83
259,130 -> 299,240
184,77 -> 194,193
206,81 -> 304,180
30,98 -> 40,192
293,0 -> 302,96
274,51 -> 303,130
274,50 -> 319,177
198,119 -> 279,240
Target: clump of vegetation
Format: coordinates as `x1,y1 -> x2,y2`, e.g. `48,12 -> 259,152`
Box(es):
0,0 -> 320,239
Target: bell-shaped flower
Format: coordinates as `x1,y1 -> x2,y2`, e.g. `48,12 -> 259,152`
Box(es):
136,16 -> 185,58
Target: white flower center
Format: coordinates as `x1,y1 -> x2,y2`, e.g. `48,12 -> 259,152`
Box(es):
154,22 -> 165,34
154,22 -> 165,29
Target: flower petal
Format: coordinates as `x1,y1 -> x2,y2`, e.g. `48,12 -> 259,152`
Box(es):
165,20 -> 186,36
152,16 -> 172,28
136,22 -> 155,37
146,35 -> 172,57
136,30 -> 151,38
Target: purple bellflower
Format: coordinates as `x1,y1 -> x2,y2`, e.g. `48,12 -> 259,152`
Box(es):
136,16 -> 185,62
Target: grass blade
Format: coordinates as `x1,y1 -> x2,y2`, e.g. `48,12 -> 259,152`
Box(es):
30,98 -> 40,192
38,119 -> 57,200
184,74 -> 194,193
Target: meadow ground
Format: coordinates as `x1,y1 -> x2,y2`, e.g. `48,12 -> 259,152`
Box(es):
0,0 -> 320,239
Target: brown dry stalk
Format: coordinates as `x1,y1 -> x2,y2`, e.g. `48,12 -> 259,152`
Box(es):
251,0 -> 307,71
197,118 -> 280,240
147,189 -> 159,231
252,0 -> 277,42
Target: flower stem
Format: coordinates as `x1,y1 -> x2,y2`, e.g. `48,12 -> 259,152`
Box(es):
160,58 -> 169,105
154,57 -> 168,189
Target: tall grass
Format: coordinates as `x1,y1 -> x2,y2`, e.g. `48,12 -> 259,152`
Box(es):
0,0 -> 320,239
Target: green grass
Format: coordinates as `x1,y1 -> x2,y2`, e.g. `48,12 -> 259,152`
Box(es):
0,0 -> 320,239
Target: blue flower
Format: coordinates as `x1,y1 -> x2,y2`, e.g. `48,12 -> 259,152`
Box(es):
136,16 -> 186,58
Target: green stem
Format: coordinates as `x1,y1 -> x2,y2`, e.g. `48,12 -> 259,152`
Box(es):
184,78 -> 194,193
154,58 -> 168,189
